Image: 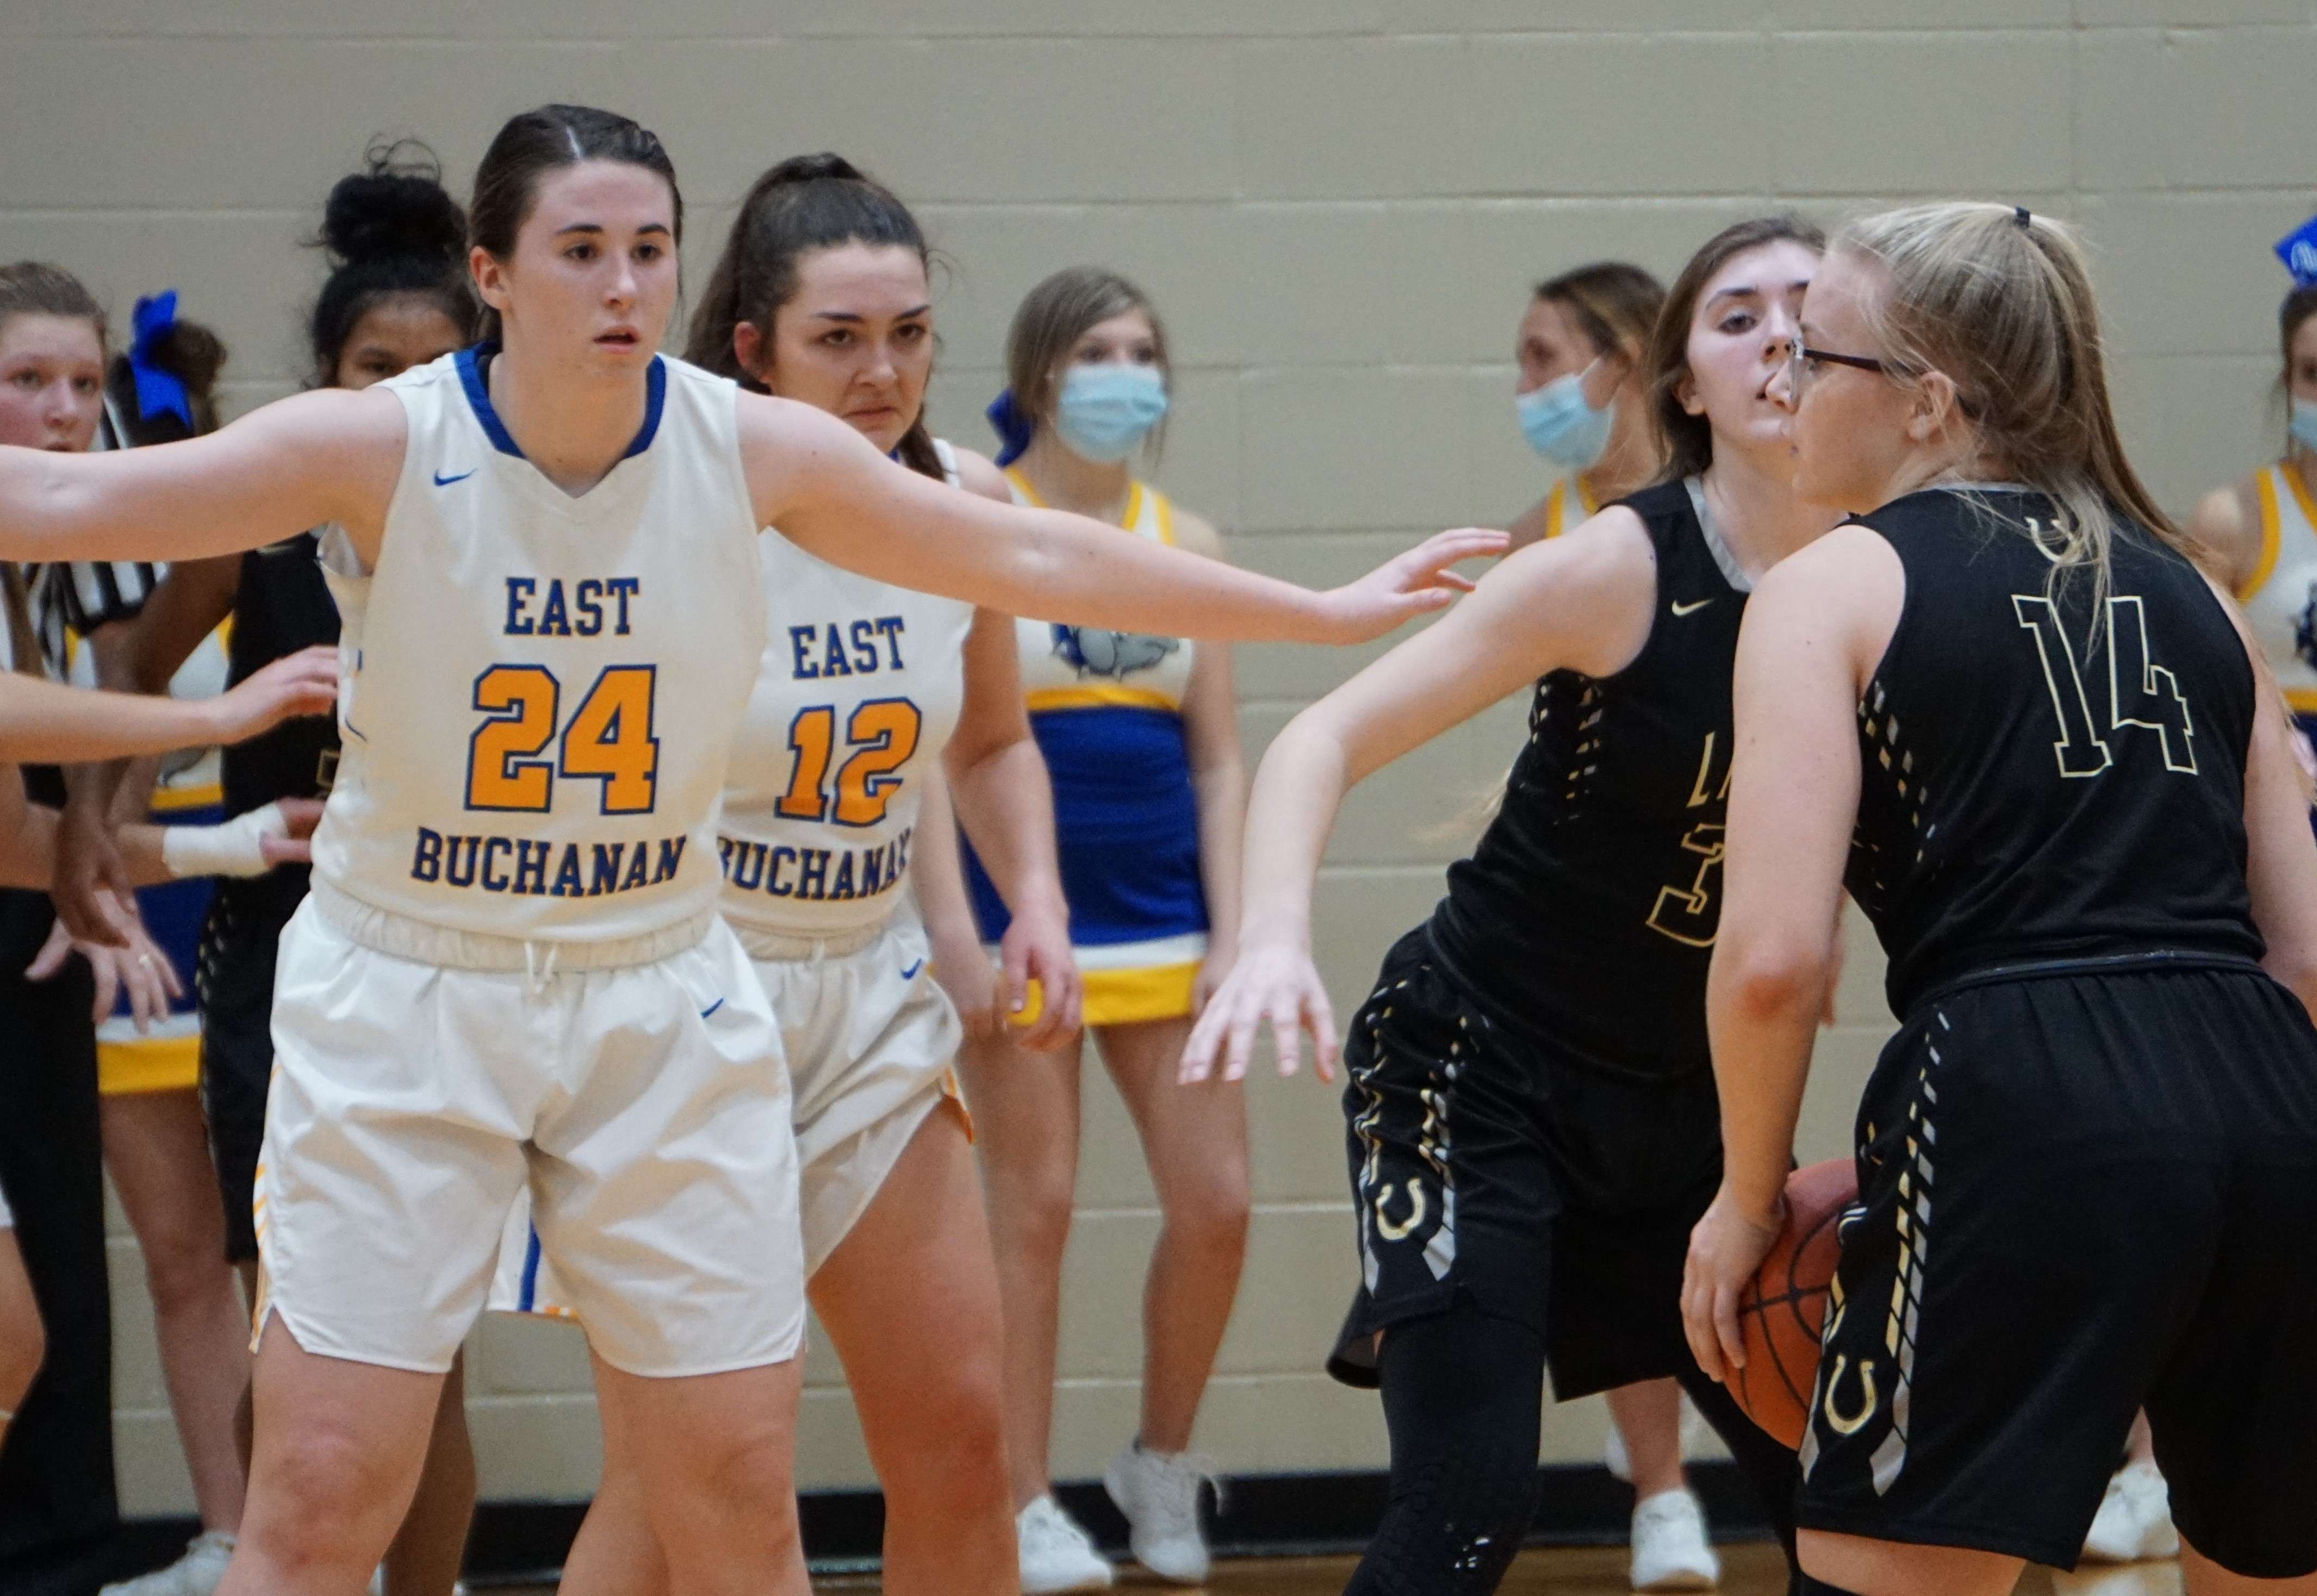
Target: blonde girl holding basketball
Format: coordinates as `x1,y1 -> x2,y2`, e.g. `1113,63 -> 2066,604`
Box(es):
1684,202 -> 2317,1596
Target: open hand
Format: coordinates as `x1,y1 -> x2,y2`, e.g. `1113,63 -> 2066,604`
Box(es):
1318,529 -> 1509,645
1180,939 -> 1338,1084
27,893 -> 182,1028
208,645 -> 338,745
1680,1182 -> 1785,1385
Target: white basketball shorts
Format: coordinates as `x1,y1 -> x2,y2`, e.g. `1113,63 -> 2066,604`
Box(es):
493,909 -> 961,1320
255,887 -> 804,1377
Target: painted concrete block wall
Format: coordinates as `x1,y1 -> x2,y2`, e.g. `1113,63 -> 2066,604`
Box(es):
6,0 -> 2306,1511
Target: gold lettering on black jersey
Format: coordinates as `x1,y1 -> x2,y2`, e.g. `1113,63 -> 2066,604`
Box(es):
2016,592 -> 2197,778
1648,732 -> 1734,946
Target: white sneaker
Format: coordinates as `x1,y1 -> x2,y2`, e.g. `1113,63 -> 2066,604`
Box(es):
1103,1440 -> 1221,1585
1629,1488 -> 1719,1592
1017,1494 -> 1114,1594
101,1531 -> 235,1596
2080,1458 -> 2181,1563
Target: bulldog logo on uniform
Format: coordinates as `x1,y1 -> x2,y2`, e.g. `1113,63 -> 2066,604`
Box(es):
1049,623 -> 1180,680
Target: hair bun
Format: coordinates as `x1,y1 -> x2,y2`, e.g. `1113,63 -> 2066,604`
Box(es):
765,152 -> 867,188
321,139 -> 467,266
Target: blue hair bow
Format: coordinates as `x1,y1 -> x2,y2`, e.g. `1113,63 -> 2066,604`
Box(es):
985,388 -> 1035,468
128,291 -> 194,430
2278,215 -> 2317,289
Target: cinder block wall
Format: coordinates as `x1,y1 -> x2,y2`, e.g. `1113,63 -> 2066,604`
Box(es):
7,0 -> 2309,1512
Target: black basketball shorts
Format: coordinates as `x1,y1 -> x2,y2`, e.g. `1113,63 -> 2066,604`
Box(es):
195,870 -> 307,1263
1799,957 -> 2317,1577
1328,927 -> 1723,1400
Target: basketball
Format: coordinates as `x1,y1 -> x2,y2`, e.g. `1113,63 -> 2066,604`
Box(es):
1730,1158 -> 1859,1449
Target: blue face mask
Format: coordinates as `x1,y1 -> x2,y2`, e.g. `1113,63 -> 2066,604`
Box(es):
1515,361 -> 1614,470
1053,364 -> 1169,463
2293,398 -> 2317,456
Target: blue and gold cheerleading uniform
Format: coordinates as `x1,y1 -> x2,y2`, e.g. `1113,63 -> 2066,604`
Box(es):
962,471 -> 1207,1026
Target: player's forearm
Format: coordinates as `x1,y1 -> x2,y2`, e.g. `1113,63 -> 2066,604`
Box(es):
1235,713 -> 1346,951
1705,943 -> 1823,1220
0,675 -> 228,763
909,774 -> 986,952
1189,755 -> 1247,953
947,735 -> 1065,920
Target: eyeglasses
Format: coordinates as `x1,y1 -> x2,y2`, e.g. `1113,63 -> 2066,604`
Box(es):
1784,340 -> 1894,406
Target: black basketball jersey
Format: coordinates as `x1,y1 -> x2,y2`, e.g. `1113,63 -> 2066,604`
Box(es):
1426,477 -> 1750,1078
220,533 -> 340,818
1845,487 -> 2264,1015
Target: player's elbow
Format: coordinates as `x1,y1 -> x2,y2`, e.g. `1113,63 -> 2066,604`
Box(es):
1709,934 -> 1827,1028
2263,942 -> 2317,1021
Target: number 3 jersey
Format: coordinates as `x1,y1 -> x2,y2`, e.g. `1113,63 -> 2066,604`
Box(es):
1844,487 -> 2263,1015
310,347 -> 767,946
1425,477 -> 1750,1079
716,439 -> 976,938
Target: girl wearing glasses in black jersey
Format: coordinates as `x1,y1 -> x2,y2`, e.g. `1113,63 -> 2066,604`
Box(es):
1686,202 -> 2317,1596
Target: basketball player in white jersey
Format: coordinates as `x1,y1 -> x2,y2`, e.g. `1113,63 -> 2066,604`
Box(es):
0,104 -> 1501,1596
506,152 -> 1074,1596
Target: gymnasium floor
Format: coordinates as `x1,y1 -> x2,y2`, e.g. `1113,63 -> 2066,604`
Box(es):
501,1543 -> 2184,1592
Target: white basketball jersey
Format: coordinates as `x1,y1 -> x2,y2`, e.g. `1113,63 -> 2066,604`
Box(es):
718,438 -> 976,937
312,349 -> 767,946
2239,461 -> 2317,712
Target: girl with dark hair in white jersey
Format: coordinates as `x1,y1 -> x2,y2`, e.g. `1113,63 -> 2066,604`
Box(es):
500,150 -> 1077,1596
0,102 -> 1499,1596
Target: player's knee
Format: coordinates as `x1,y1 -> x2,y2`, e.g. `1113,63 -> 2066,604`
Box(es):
1008,1170 -> 1079,1261
139,1228 -> 229,1315
252,1425 -> 406,1564
1165,1178 -> 1250,1261
679,1419 -> 801,1527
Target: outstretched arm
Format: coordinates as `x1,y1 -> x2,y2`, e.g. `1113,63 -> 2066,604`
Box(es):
742,395 -> 1502,645
1683,526 -> 1897,1383
0,387 -> 402,565
0,647 -> 336,765
1181,510 -> 1661,1084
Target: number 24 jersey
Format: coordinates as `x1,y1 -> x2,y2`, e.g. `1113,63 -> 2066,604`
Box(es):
312,348 -> 767,945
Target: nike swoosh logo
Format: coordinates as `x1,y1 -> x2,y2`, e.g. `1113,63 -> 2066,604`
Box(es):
900,959 -> 925,981
1671,598 -> 1716,616
433,469 -> 476,487
699,997 -> 724,1019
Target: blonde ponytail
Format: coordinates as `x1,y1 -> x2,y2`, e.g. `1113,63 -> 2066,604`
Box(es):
1835,203 -> 2194,601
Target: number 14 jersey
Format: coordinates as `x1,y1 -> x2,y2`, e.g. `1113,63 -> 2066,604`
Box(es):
1844,487 -> 2263,1015
311,348 -> 767,946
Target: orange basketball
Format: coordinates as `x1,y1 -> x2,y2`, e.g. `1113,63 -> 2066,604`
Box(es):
1729,1158 -> 1859,1449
